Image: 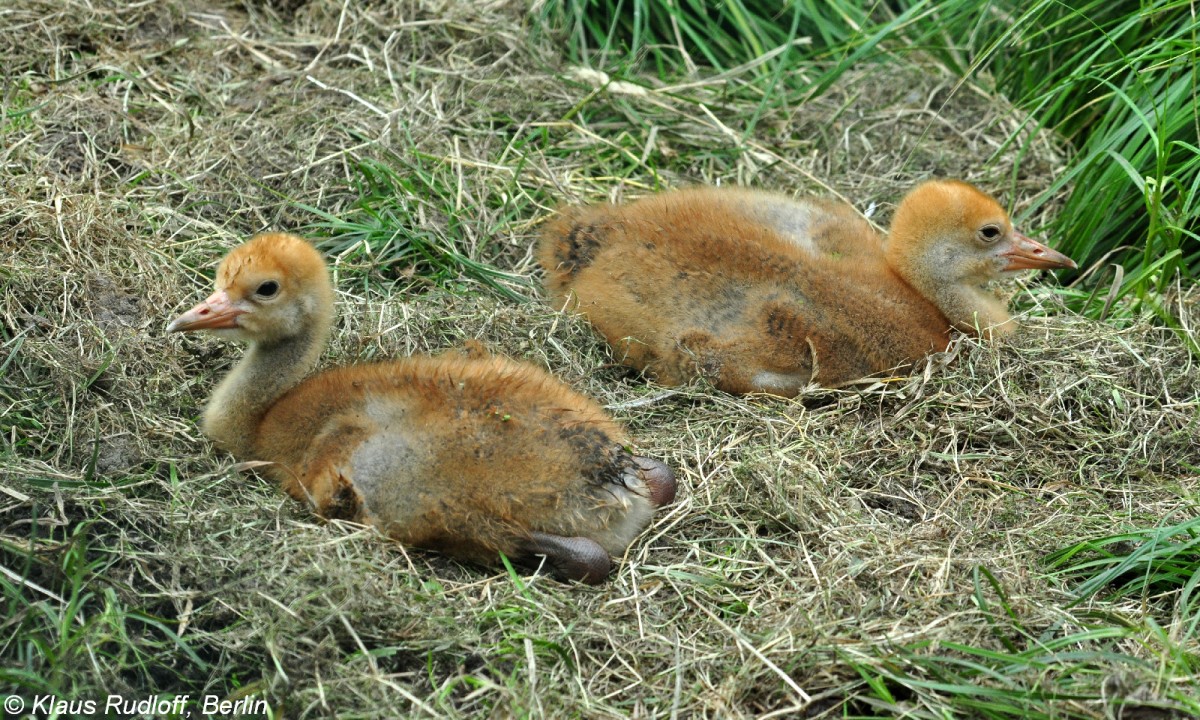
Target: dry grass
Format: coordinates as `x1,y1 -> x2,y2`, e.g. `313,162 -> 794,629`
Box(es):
2,1 -> 1197,717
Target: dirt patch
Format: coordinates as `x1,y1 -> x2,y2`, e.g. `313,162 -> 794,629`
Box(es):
88,274 -> 143,333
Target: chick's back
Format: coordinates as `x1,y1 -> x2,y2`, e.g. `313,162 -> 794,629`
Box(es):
254,353 -> 639,562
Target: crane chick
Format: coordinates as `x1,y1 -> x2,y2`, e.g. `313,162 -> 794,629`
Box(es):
539,180 -> 1076,395
169,233 -> 675,583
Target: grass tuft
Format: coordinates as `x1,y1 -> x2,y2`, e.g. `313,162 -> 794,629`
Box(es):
297,155 -> 534,303
1047,515 -> 1200,625
536,0 -> 852,78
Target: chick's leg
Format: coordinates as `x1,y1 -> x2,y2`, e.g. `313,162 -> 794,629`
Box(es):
630,456 -> 676,507
523,532 -> 612,584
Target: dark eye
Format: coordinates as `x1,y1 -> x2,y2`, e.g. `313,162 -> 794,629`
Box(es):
979,225 -> 1002,243
256,280 -> 280,298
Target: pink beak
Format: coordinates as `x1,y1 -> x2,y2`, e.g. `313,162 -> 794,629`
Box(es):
167,290 -> 246,332
1001,232 -> 1077,272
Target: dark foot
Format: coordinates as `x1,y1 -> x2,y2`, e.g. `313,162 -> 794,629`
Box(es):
632,456 -> 676,507
524,532 -> 611,584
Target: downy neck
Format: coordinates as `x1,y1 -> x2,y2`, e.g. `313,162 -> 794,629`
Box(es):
897,253 -> 1017,338
888,243 -> 1014,339
925,280 -> 1013,339
202,323 -> 328,458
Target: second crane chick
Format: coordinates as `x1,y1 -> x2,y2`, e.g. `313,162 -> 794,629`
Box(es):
539,180 -> 1076,395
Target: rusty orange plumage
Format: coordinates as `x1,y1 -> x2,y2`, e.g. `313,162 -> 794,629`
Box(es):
170,233 -> 675,583
539,180 -> 1075,395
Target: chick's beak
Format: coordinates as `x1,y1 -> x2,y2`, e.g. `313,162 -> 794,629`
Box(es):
167,290 -> 246,332
1001,232 -> 1078,272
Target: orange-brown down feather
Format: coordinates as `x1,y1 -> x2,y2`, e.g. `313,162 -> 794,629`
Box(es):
169,233 -> 676,583
539,181 -> 1076,395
